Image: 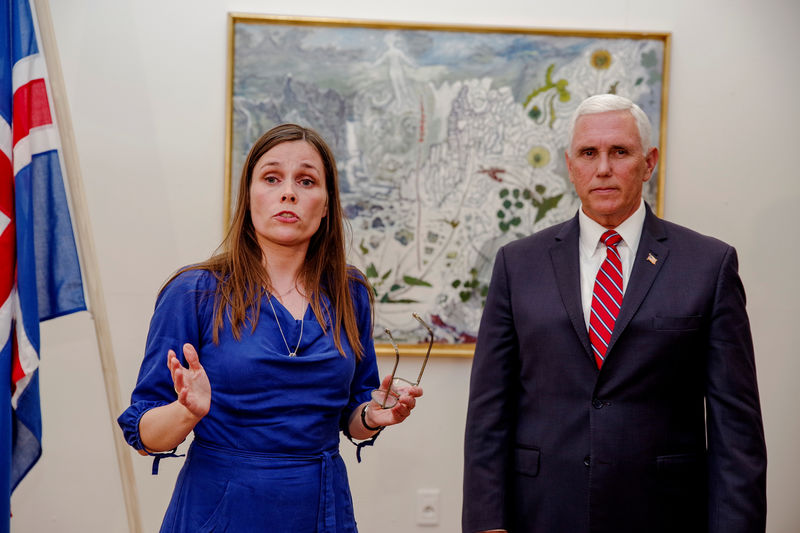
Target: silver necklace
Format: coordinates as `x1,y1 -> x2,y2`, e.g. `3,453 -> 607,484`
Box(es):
268,294 -> 303,357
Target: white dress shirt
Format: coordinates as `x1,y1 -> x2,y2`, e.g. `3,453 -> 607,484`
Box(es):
578,199 -> 646,330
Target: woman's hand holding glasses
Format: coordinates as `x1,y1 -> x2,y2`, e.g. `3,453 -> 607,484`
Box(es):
364,373 -> 423,428
370,313 -> 433,410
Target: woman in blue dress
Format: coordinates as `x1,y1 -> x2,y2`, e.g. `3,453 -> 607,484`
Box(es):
118,124 -> 422,532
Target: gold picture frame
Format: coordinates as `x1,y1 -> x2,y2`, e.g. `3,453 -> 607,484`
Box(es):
224,14 -> 670,357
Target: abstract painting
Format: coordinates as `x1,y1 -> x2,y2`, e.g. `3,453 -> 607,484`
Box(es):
225,15 -> 670,354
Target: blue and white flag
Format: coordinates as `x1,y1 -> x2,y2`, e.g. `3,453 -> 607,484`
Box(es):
1,0 -> 87,529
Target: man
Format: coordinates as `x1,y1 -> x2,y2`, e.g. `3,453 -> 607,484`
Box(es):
462,94 -> 766,533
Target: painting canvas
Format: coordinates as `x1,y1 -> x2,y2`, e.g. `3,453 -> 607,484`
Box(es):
225,15 -> 670,354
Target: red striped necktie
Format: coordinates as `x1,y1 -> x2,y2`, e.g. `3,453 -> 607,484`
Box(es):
589,230 -> 623,368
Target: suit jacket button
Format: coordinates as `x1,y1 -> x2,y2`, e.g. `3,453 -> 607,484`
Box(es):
583,455 -> 591,467
592,398 -> 604,409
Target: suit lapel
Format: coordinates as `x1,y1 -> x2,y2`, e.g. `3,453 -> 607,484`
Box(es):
605,207 -> 669,358
549,215 -> 593,360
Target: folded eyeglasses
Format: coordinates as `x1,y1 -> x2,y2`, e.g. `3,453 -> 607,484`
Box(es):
370,313 -> 433,409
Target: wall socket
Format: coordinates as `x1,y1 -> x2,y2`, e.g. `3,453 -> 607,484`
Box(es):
416,488 -> 441,526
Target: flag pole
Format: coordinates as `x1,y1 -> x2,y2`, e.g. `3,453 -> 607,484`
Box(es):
30,1 -> 143,532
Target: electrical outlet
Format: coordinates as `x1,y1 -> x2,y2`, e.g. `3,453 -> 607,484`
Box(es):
416,488 -> 440,526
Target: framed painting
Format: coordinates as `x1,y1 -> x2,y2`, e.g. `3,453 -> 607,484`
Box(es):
224,14 -> 670,356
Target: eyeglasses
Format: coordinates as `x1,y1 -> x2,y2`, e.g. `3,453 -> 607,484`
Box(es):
371,313 -> 433,409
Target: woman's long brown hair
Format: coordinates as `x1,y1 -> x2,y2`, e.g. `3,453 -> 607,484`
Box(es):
166,124 -> 372,359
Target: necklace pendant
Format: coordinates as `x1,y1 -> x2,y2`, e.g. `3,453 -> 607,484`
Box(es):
267,294 -> 304,359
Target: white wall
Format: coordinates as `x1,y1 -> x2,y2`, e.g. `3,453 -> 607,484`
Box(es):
10,0 -> 800,531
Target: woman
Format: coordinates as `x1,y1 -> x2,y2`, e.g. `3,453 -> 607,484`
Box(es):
118,124 -> 422,532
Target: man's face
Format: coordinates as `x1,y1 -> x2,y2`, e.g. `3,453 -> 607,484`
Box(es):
565,110 -> 658,228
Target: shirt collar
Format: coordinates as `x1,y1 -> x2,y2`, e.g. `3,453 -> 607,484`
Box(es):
578,199 -> 646,257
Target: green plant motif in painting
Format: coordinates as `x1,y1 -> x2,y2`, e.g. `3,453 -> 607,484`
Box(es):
452,268 -> 489,306
497,185 -> 564,234
365,262 -> 433,304
523,63 -> 572,128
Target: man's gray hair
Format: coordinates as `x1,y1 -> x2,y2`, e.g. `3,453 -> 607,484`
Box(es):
567,94 -> 653,153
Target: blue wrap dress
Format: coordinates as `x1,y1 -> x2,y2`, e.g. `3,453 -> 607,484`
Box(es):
117,269 -> 380,532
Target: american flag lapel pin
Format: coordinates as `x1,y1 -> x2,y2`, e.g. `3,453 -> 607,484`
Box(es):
646,253 -> 658,265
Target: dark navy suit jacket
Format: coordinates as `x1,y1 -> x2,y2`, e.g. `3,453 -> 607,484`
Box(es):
463,206 -> 766,533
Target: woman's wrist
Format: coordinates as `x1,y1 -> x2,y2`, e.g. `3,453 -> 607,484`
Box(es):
173,399 -> 204,426
361,403 -> 384,431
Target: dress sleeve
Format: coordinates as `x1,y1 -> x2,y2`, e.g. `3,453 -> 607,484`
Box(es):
339,277 -> 380,433
117,269 -> 208,451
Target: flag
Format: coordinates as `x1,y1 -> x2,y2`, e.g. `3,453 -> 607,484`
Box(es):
1,0 -> 87,529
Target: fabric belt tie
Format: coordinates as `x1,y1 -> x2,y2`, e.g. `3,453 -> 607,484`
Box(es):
191,439 -> 340,532
317,449 -> 337,533
148,447 -> 185,475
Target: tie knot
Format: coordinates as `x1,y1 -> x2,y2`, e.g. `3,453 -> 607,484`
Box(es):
601,230 -> 622,248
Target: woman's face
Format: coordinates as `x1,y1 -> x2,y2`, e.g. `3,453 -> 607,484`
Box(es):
248,140 -> 328,256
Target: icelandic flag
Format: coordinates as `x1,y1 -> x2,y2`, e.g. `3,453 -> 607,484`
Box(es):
1,0 -> 87,529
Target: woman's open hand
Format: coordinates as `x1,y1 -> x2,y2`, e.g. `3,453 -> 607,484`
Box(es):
139,343 -> 211,452
168,343 -> 211,420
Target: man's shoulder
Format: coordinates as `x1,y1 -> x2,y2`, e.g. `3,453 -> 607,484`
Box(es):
502,218 -> 574,255
650,215 -> 734,254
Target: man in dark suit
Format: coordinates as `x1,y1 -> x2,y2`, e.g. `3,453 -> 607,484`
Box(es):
462,94 -> 766,533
